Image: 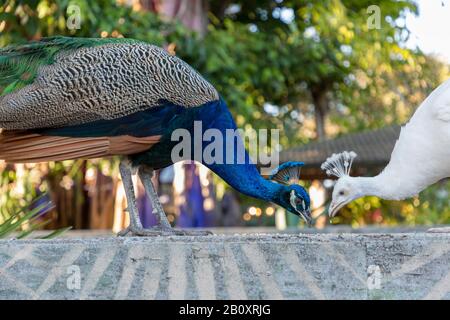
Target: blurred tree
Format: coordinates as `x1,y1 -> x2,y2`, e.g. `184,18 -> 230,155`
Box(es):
207,0 -> 441,141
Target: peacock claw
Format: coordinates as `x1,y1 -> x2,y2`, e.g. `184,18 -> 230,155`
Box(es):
117,228 -> 130,237
117,226 -> 213,237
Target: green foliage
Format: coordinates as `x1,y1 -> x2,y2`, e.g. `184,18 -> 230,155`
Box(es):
0,194 -> 71,239
0,0 -> 184,44
208,2 -> 417,103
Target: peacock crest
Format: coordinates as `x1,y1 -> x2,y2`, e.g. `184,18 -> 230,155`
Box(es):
321,151 -> 357,178
269,161 -> 304,185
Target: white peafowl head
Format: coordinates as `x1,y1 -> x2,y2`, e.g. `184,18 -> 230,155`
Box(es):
321,151 -> 363,217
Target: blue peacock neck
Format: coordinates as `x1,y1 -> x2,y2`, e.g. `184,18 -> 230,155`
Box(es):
132,97 -> 285,203
206,156 -> 284,202
196,98 -> 284,203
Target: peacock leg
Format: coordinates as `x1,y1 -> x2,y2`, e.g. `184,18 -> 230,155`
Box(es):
117,160 -> 161,237
138,166 -> 172,229
117,161 -> 211,236
427,227 -> 450,233
138,165 -> 212,236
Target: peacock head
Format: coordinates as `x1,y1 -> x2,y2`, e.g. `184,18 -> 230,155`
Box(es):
321,151 -> 362,217
269,162 -> 312,224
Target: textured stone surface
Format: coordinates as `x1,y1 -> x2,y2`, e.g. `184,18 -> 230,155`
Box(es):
1,233 -> 450,300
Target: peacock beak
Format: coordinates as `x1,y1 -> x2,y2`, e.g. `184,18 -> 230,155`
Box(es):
304,208 -> 312,226
289,190 -> 312,225
296,206 -> 312,226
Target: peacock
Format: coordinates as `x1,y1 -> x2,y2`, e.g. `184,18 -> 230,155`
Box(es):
0,36 -> 311,236
321,78 -> 450,232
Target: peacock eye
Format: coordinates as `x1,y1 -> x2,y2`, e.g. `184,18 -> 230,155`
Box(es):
339,190 -> 345,196
295,198 -> 306,210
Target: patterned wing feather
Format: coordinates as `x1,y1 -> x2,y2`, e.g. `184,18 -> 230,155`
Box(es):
0,37 -> 218,130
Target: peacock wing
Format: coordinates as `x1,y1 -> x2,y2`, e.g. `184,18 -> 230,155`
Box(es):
0,36 -> 218,130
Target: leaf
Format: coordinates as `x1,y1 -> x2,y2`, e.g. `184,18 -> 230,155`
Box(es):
0,202 -> 50,237
0,193 -> 66,239
17,219 -> 53,239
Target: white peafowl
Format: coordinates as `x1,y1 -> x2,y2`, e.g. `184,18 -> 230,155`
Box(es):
321,78 -> 450,232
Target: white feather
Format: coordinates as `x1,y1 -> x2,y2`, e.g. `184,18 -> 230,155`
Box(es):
354,77 -> 450,200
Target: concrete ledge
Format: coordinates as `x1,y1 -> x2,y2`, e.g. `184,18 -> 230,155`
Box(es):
1,233 -> 450,300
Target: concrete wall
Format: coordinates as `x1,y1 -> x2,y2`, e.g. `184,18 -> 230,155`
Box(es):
1,233 -> 450,299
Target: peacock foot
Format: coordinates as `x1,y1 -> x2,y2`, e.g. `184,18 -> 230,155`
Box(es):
426,227 -> 450,233
117,226 -> 213,237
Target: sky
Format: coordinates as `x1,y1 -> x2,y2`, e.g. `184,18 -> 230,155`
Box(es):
405,0 -> 450,62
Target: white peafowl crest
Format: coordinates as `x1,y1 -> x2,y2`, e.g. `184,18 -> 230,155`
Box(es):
321,151 -> 357,179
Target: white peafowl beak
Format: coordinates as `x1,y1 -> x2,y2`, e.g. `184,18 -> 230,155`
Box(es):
328,200 -> 341,218
328,198 -> 353,218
